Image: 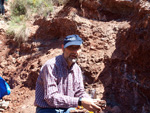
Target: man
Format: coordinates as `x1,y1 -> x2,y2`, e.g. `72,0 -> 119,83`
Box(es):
34,34 -> 103,113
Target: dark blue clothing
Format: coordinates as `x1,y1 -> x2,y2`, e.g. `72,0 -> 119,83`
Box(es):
36,107 -> 76,113
0,0 -> 5,15
0,76 -> 11,99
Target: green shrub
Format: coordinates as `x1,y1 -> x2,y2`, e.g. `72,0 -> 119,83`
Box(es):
10,0 -> 27,16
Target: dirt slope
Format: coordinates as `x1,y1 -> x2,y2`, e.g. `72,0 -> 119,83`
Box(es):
0,0 -> 150,113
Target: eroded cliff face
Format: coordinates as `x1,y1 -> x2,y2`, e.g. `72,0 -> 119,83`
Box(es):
0,0 -> 150,112
98,0 -> 150,112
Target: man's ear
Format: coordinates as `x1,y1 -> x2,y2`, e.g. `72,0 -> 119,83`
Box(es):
62,44 -> 65,52
62,44 -> 64,49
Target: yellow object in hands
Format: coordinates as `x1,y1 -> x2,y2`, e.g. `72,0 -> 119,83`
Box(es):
76,106 -> 94,113
89,111 -> 94,113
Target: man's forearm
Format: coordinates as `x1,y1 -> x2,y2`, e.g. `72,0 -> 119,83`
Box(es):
44,93 -> 79,108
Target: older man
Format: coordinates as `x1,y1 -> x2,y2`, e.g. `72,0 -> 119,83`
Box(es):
34,34 -> 103,113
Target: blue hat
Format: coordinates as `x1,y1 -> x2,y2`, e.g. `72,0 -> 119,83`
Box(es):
64,34 -> 83,48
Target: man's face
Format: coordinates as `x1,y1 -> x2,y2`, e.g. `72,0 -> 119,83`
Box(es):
62,45 -> 82,64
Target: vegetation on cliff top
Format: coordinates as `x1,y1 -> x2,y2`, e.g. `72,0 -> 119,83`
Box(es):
6,0 -> 69,44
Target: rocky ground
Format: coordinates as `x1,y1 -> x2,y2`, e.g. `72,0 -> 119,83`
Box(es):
0,0 -> 150,113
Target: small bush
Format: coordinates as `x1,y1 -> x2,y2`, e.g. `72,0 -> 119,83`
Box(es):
11,0 -> 27,16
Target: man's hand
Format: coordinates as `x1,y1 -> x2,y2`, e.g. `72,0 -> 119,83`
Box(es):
93,99 -> 106,110
81,98 -> 103,112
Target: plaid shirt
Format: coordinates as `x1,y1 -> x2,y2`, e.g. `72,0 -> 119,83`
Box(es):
34,54 -> 90,108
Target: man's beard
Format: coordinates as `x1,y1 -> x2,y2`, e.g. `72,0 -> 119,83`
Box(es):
67,54 -> 78,63
67,57 -> 77,64
71,58 -> 77,63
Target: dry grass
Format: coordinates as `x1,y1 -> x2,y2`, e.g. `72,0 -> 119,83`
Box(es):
6,0 -> 55,44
